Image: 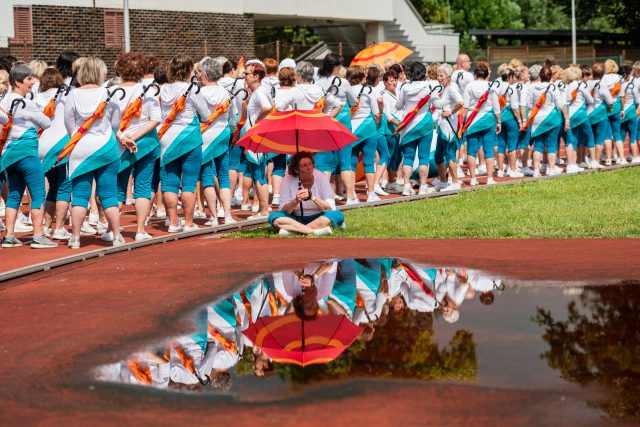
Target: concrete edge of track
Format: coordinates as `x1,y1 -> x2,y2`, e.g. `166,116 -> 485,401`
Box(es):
0,163 -> 636,283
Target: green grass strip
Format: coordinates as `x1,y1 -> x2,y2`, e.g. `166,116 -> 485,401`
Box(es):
229,168 -> 640,239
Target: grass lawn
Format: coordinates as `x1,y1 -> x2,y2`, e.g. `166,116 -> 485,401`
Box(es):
230,168 -> 640,239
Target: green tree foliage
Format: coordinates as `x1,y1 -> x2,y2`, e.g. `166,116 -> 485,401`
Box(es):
533,285 -> 640,421
519,0 -> 570,29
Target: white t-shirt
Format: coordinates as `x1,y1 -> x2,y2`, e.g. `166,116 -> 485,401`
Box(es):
278,169 -> 335,216
246,85 -> 273,127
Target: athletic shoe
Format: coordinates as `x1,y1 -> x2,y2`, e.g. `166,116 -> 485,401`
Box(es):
52,228 -> 71,240
346,197 -> 360,205
251,204 -> 259,213
312,226 -> 333,236
401,186 -> 414,196
418,184 -> 435,195
155,210 -> 166,219
521,167 -> 535,177
278,228 -> 292,236
193,210 -> 207,219
165,217 -> 185,227
507,169 -> 524,178
134,232 -> 153,242
627,154 -> 633,162
205,217 -> 219,226
486,178 -> 496,185
31,235 -> 58,249
457,166 -> 466,177
183,224 -> 200,232
68,236 -> 81,249
88,212 -> 100,225
217,207 -> 225,218
125,198 -> 135,206
477,165 -> 487,176
83,221 -> 98,235
496,170 -> 504,178
469,178 -> 479,187
240,203 -> 252,211
632,157 -> 640,164
533,170 -> 541,177
224,216 -> 237,224
271,194 -> 280,206
600,154 -> 607,162
434,180 -> 449,191
112,235 -> 126,247
15,221 -> 33,233
100,231 -> 114,242
145,216 -> 151,226
43,227 -> 53,238
548,167 -> 562,176
448,183 -> 462,191
555,158 -> 565,165
540,164 -> 548,174
366,193 -> 381,203
0,219 -> 6,232
604,158 -> 612,166
617,158 -> 628,165
246,213 -> 267,221
2,236 -> 23,248
373,184 -> 389,196
516,159 -> 523,169
578,161 -> 590,169
18,211 -> 30,225
385,183 -> 403,194
334,193 -> 347,201
589,161 -> 604,169
167,224 -> 183,233
566,164 -> 582,174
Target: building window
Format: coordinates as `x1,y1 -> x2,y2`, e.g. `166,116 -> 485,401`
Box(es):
104,10 -> 124,47
10,6 -> 33,45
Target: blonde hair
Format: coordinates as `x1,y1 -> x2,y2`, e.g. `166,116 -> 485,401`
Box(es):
75,56 -> 107,86
604,59 -> 619,74
383,58 -> 397,70
508,58 -> 523,69
338,66 -> 346,78
561,66 -> 581,83
427,62 -> 440,80
550,65 -> 563,76
29,60 -> 48,78
497,63 -> 509,76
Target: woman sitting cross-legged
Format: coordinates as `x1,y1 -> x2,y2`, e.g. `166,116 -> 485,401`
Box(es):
268,152 -> 344,236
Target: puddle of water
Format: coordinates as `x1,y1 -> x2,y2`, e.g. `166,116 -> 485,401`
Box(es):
94,258 -> 640,421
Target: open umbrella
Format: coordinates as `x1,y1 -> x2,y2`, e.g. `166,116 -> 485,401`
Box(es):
351,42 -> 413,67
0,98 -> 26,153
243,313 -> 362,367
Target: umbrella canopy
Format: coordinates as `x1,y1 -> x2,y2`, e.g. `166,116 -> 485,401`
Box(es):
235,109 -> 357,155
243,313 -> 362,367
350,42 -> 413,67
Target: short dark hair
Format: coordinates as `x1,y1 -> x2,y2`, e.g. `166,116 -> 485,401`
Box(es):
473,61 -> 490,79
153,61 -> 169,85
346,65 -> 365,85
501,67 -> 515,82
407,62 -> 426,81
56,51 -> 79,79
539,66 -> 552,82
591,63 -> 604,79
222,61 -> 235,75
277,67 -> 295,87
168,55 -> 194,82
292,284 -> 319,321
319,53 -> 343,78
287,151 -> 314,177
366,66 -> 381,86
389,63 -> 404,76
383,70 -> 398,82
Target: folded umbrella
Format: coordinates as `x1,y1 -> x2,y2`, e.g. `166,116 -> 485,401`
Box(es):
157,77 -> 200,140
0,98 -> 27,153
119,81 -> 160,132
393,84 -> 442,136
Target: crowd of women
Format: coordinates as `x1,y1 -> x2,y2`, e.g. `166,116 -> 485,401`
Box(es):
95,258 -> 500,390
1,51 -> 639,248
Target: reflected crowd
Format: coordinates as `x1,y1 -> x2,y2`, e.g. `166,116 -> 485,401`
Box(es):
95,258 -> 500,391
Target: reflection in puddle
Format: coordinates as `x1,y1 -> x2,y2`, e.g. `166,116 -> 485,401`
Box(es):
94,258 -> 640,421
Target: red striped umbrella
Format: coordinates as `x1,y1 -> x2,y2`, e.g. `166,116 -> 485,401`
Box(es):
243,313 -> 362,367
351,42 -> 413,67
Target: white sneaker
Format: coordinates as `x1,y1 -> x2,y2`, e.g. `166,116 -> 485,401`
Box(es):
88,212 -> 100,225
96,221 -> 108,234
448,183 -> 462,191
486,178 -> 496,185
217,207 -> 225,218
183,224 -> 200,232
167,224 -> 183,233
540,164 -> 548,174
68,236 -> 81,249
18,211 -> 30,224
247,213 -> 267,221
556,158 -> 565,165
521,167 -> 535,177
135,232 -> 152,242
366,193 -> 381,202
125,198 -> 135,206
334,193 -> 346,201
373,184 -> 389,196
240,203 -> 252,211
548,167 -> 562,176
507,169 -> 524,178
477,165 -> 487,176
457,166 -> 466,177
516,159 -> 523,169
278,228 -> 292,236
589,161 -> 603,170
145,216 -> 151,226
632,157 -> 640,165
205,217 -> 218,226
224,216 -> 237,224
100,231 -> 114,242
251,204 -> 259,213
617,158 -> 628,165
345,197 -> 360,205
52,228 -> 71,240
155,210 -> 166,219
566,164 -> 581,174
418,184 -> 435,195
312,226 -> 333,236
79,221 -> 97,235
12,218 -> 32,233
469,178 -> 478,186
578,161 -> 590,169
165,217 -> 185,227
496,170 -> 504,178
533,170 -> 541,178
604,158 -> 612,166
401,186 -> 414,196
271,194 -> 280,206
193,210 -> 207,219
43,227 -> 53,238
112,235 -> 126,247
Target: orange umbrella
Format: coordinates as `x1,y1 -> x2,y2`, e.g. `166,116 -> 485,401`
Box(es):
157,77 -> 200,140
313,83 -> 340,112
523,83 -> 556,131
56,87 -> 126,162
38,84 -> 70,137
243,313 -> 362,367
350,85 -> 373,117
351,42 -> 413,67
200,88 -> 247,133
0,98 -> 26,153
119,81 -> 160,132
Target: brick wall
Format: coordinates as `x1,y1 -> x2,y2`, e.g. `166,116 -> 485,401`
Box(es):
1,5 -> 255,69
